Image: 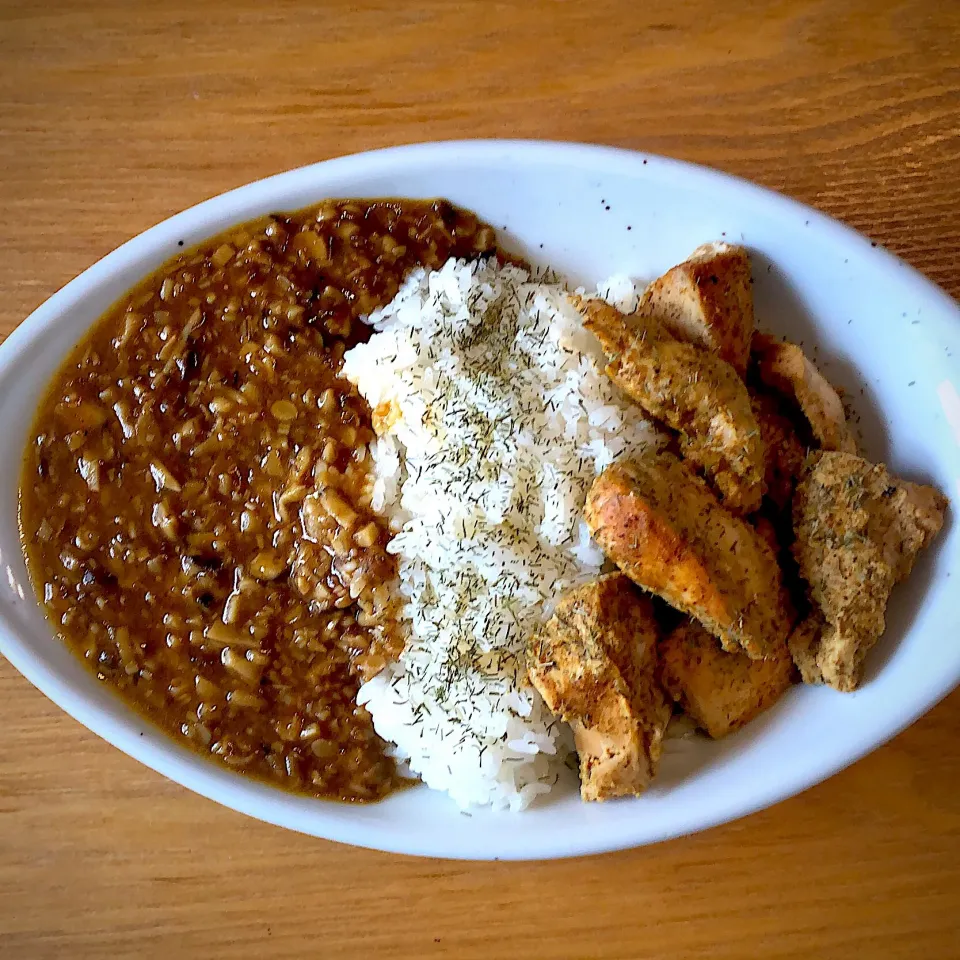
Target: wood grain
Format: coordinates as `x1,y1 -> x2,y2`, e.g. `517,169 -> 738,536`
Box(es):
1,1 -> 959,957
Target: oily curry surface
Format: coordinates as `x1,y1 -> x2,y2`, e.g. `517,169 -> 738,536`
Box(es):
20,199 -> 498,801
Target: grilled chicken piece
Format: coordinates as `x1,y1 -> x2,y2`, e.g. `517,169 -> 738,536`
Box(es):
638,241 -> 754,376
528,574 -> 670,801
750,389 -> 807,511
576,296 -> 765,514
792,451 -> 947,691
659,619 -> 795,739
752,333 -> 856,454
585,452 -> 792,660
786,612 -> 828,687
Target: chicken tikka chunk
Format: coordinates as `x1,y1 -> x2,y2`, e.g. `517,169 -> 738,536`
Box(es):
785,612 -> 828,687
659,619 -> 795,739
749,388 -> 807,512
575,296 -> 765,514
791,451 -> 946,691
752,332 -> 856,454
585,452 -> 792,661
638,241 -> 754,377
527,574 -> 671,802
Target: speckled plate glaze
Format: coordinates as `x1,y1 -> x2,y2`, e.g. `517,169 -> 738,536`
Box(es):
0,141 -> 957,859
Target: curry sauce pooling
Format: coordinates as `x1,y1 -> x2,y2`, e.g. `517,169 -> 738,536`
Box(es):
19,199 -> 499,801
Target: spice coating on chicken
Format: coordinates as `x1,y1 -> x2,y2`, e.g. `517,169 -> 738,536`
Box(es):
750,388 -> 807,512
527,574 -> 670,802
638,241 -> 754,377
752,333 -> 856,454
659,619 -> 794,739
791,451 -> 946,691
576,296 -> 765,514
585,452 -> 792,660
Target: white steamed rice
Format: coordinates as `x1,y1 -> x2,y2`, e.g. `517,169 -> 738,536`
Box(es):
341,258 -> 659,810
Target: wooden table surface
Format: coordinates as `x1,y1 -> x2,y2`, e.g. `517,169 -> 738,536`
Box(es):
2,1 -> 959,957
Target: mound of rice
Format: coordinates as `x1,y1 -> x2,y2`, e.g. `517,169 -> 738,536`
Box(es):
341,258 -> 658,810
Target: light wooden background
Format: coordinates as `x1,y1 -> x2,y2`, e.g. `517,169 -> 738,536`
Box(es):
1,2 -> 959,957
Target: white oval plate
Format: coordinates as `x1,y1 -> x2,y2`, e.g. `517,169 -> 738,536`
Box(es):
0,141 -> 957,860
